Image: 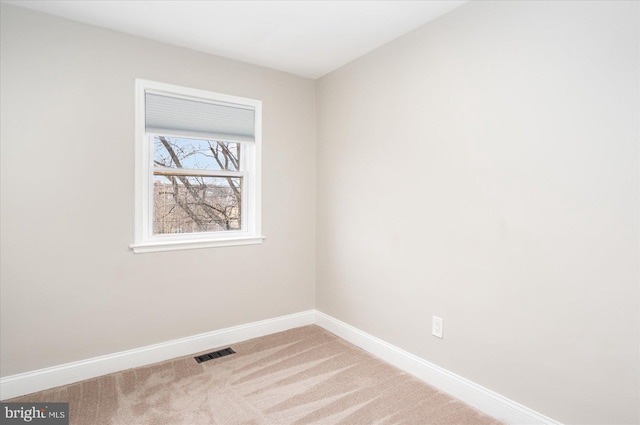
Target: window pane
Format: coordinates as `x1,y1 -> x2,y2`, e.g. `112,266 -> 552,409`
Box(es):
153,136 -> 240,171
153,175 -> 242,235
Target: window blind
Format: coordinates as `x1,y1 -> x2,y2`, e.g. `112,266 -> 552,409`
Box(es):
145,92 -> 255,143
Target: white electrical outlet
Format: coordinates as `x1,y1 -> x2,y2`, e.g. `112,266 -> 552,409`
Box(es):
432,316 -> 443,338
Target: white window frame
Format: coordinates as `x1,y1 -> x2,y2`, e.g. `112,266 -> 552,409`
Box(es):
130,79 -> 264,253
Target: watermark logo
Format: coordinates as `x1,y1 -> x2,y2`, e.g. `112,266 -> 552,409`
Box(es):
0,403 -> 68,424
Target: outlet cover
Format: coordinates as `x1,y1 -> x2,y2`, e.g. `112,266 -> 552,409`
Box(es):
432,316 -> 443,338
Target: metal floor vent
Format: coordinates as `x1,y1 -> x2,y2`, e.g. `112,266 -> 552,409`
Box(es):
195,347 -> 235,363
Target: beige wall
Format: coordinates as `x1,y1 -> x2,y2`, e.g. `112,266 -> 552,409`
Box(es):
316,1 -> 638,424
0,5 -> 316,376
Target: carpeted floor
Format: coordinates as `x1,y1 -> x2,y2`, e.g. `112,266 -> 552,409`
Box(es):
7,325 -> 502,424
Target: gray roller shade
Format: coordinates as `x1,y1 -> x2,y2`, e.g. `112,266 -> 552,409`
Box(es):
145,92 -> 255,143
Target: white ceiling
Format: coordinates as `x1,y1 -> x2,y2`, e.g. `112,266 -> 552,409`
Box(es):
4,0 -> 467,79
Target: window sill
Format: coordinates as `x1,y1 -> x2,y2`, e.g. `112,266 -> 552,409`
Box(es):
130,235 -> 265,254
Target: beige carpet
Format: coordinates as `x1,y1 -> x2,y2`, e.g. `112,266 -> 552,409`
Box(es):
7,325 -> 501,424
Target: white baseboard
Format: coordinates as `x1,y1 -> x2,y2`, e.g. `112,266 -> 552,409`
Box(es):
1,309 -> 561,425
314,311 -> 562,425
0,310 -> 315,401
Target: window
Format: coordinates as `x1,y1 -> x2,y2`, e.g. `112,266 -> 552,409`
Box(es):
131,79 -> 263,253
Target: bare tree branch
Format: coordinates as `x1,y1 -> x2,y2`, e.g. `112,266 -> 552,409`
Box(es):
153,136 -> 241,234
